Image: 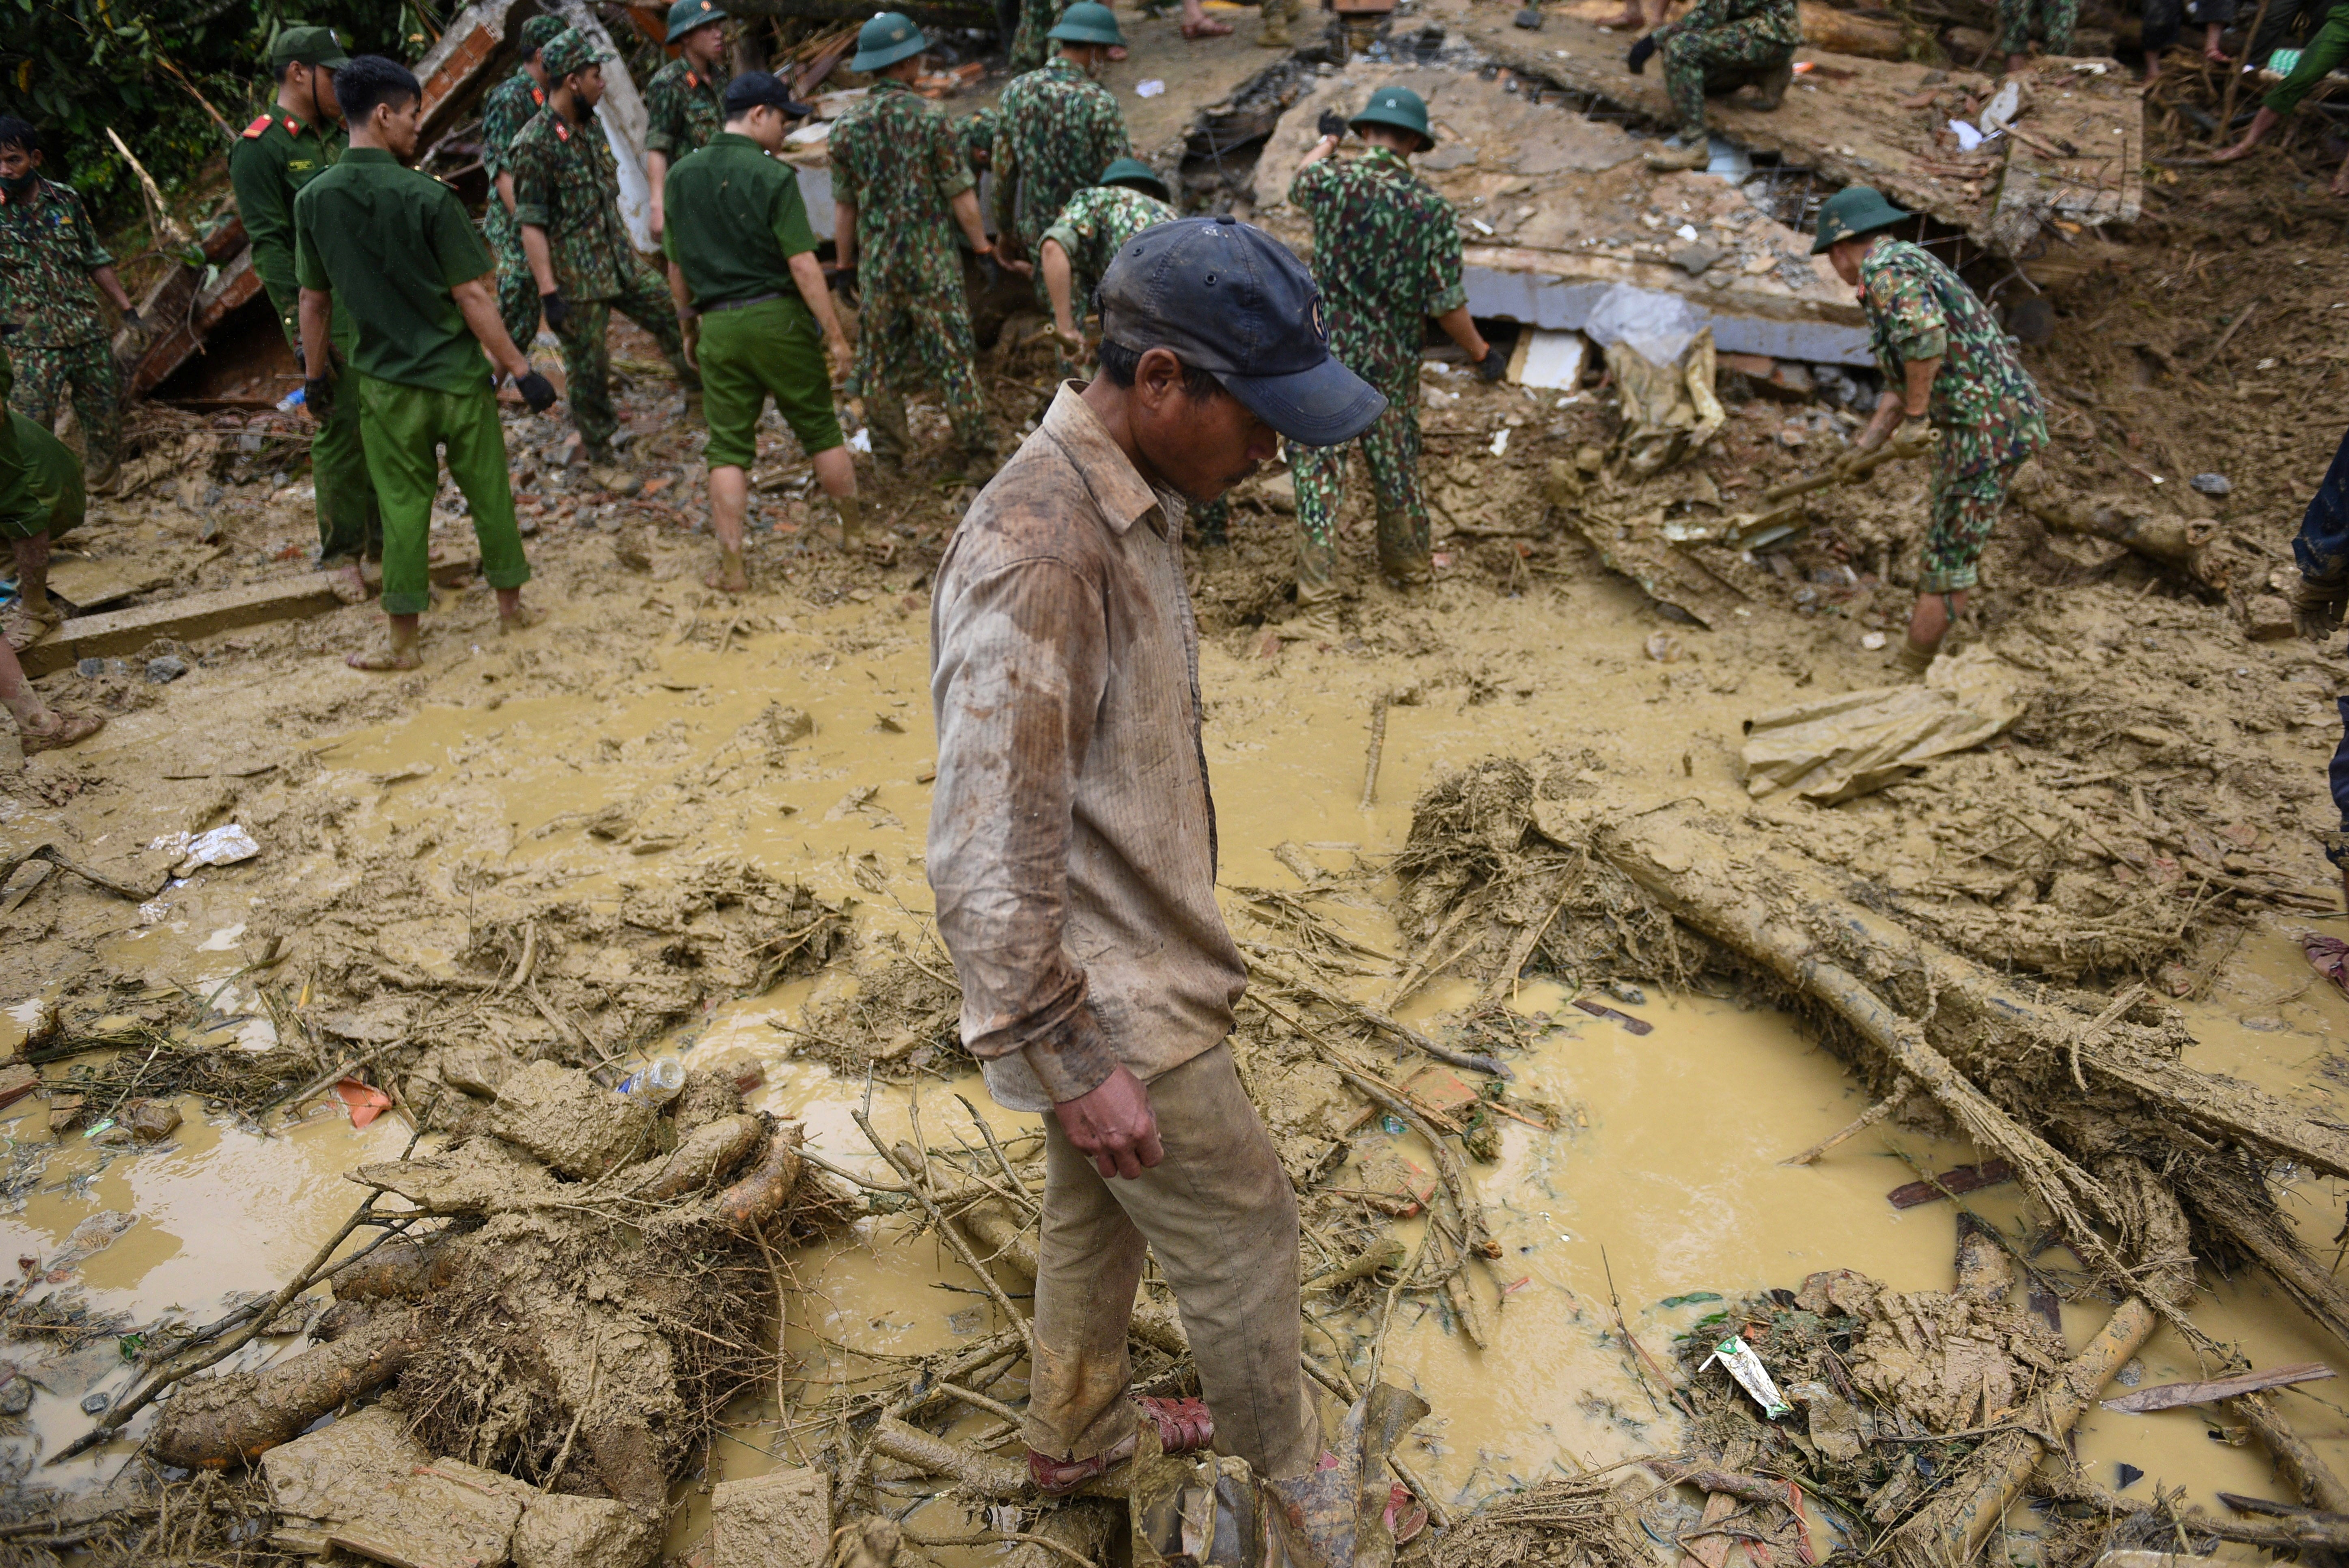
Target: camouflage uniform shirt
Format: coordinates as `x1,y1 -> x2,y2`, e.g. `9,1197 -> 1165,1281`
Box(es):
990,59 -> 1130,252
1289,147 -> 1466,390
1860,237 -> 2046,480
958,107 -> 1000,183
1657,0 -> 1799,47
510,104 -> 639,302
644,56 -> 725,158
1042,184 -> 1174,320
830,78 -> 974,295
479,69 -> 547,182
0,176 -> 111,347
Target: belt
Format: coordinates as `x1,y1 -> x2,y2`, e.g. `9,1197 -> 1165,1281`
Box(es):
700,291 -> 788,314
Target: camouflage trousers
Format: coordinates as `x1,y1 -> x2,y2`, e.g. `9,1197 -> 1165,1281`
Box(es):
1997,0 -> 2077,55
1661,21 -> 1797,136
1011,0 -> 1075,74
852,282 -> 991,463
1289,376 -> 1425,589
553,261 -> 699,459
1921,451 -> 2029,595
9,338 -> 121,483
484,202 -> 543,358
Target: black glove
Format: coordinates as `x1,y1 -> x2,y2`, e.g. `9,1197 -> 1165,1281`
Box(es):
541,290 -> 570,330
515,371 -> 558,413
1477,343 -> 1508,382
1317,108 -> 1348,139
304,376 -> 334,418
119,307 -> 142,330
825,263 -> 857,302
1627,33 -> 1657,73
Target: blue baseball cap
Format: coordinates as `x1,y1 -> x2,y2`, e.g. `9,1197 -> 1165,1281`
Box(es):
1096,216 -> 1384,447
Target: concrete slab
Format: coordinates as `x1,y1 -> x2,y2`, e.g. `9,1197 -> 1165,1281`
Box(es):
1252,64 -> 1874,364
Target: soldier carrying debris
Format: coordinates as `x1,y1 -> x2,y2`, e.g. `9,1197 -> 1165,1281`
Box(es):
928,215 -> 1427,1560
991,4 -> 1133,289
830,12 -> 1005,472
662,71 -> 862,584
1286,87 -> 1500,640
1811,186 -> 2046,676
644,0 -> 733,241
228,26 -> 383,598
478,15 -> 568,355
293,55 -> 557,671
0,117 -> 135,508
512,28 -> 700,493
1627,0 -> 1798,172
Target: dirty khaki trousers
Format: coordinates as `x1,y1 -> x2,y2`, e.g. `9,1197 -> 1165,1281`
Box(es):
1025,1042 -> 1323,1481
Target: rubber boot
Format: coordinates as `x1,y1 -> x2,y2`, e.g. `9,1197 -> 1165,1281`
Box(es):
834,491 -> 866,551
1284,577 -> 1345,643
1644,133 -> 1710,171
864,389 -> 912,474
1752,56 -> 1794,109
1257,0 -> 1293,47
1376,504 -> 1432,588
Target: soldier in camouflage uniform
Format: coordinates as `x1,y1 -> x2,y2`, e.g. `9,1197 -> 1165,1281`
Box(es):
1039,158 -> 1171,375
830,13 -> 1003,469
481,15 -> 566,354
958,107 -> 999,183
1286,88 -> 1499,635
513,28 -> 699,487
1813,187 -> 2046,675
228,26 -> 381,582
991,4 -> 1131,290
1999,0 -> 2078,68
0,118 -> 136,497
645,0 -> 731,241
1628,0 -> 1797,170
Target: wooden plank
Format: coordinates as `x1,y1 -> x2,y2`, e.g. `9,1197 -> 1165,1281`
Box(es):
20,556 -> 483,678
1886,1158 -> 2013,1208
2104,1363 -> 2335,1415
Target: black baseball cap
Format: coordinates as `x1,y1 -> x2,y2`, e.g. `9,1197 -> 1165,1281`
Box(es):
1097,216 -> 1384,448
724,71 -> 814,118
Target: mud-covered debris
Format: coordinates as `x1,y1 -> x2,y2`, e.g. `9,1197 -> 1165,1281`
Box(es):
489,1062 -> 655,1179
710,1464 -> 829,1568
1740,648 -> 2026,804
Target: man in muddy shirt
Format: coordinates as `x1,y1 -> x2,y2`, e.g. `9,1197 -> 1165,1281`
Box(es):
927,219 -> 1391,1544
1814,186 -> 2045,676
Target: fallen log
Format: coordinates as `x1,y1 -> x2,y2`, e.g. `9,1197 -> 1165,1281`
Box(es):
2228,1388 -> 2349,1512
868,1417 -> 1030,1497
2103,1361 -> 2333,1414
152,1307 -> 425,1469
2011,462 -> 2222,585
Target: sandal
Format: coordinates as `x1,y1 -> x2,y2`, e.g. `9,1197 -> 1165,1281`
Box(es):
1029,1396 -> 1214,1496
1180,17 -> 1233,37
19,711 -> 104,754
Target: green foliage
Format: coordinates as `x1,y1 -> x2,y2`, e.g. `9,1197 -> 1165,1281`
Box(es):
0,0 -> 446,234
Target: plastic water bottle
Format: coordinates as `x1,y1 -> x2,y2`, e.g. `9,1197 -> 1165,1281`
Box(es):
618,1056 -> 685,1107
276,385 -> 306,413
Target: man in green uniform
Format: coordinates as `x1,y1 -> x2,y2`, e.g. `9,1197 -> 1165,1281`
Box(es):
991,5 -> 1131,285
1627,0 -> 1798,171
664,72 -> 860,588
513,28 -> 699,491
1287,88 -> 1499,636
1039,157 -> 1172,373
0,336 -> 101,749
229,26 -> 382,592
0,119 -> 136,499
1813,187 -> 2046,675
830,12 -> 1004,471
2211,0 -> 2349,196
1,403 -> 88,652
295,55 -> 559,672
645,0 -> 732,241
480,14 -> 567,354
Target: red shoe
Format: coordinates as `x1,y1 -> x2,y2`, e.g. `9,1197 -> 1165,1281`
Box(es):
1028,1396 -> 1215,1495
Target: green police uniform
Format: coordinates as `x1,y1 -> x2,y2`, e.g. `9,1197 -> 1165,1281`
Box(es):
293,148 -> 530,618
1287,143 -> 1465,587
0,344 -> 50,542
2263,1 -> 2349,116
481,16 -> 566,354
1855,236 -> 2047,594
510,37 -> 697,463
0,174 -> 123,484
230,106 -> 381,565
662,132 -> 841,471
0,412 -> 84,542
990,57 -> 1131,266
829,78 -> 992,463
1652,0 -> 1800,139
645,58 -> 726,162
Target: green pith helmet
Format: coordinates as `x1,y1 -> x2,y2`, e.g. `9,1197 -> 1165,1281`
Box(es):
519,14 -> 567,54
1810,185 -> 1912,254
539,28 -> 608,80
666,0 -> 729,42
1349,85 -> 1433,150
1048,1 -> 1126,47
270,25 -> 352,71
851,11 -> 927,71
1098,156 -> 1170,200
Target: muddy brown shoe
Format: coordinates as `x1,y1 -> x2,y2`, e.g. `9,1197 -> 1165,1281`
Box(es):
1644,134 -> 1710,171
1752,57 -> 1794,109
